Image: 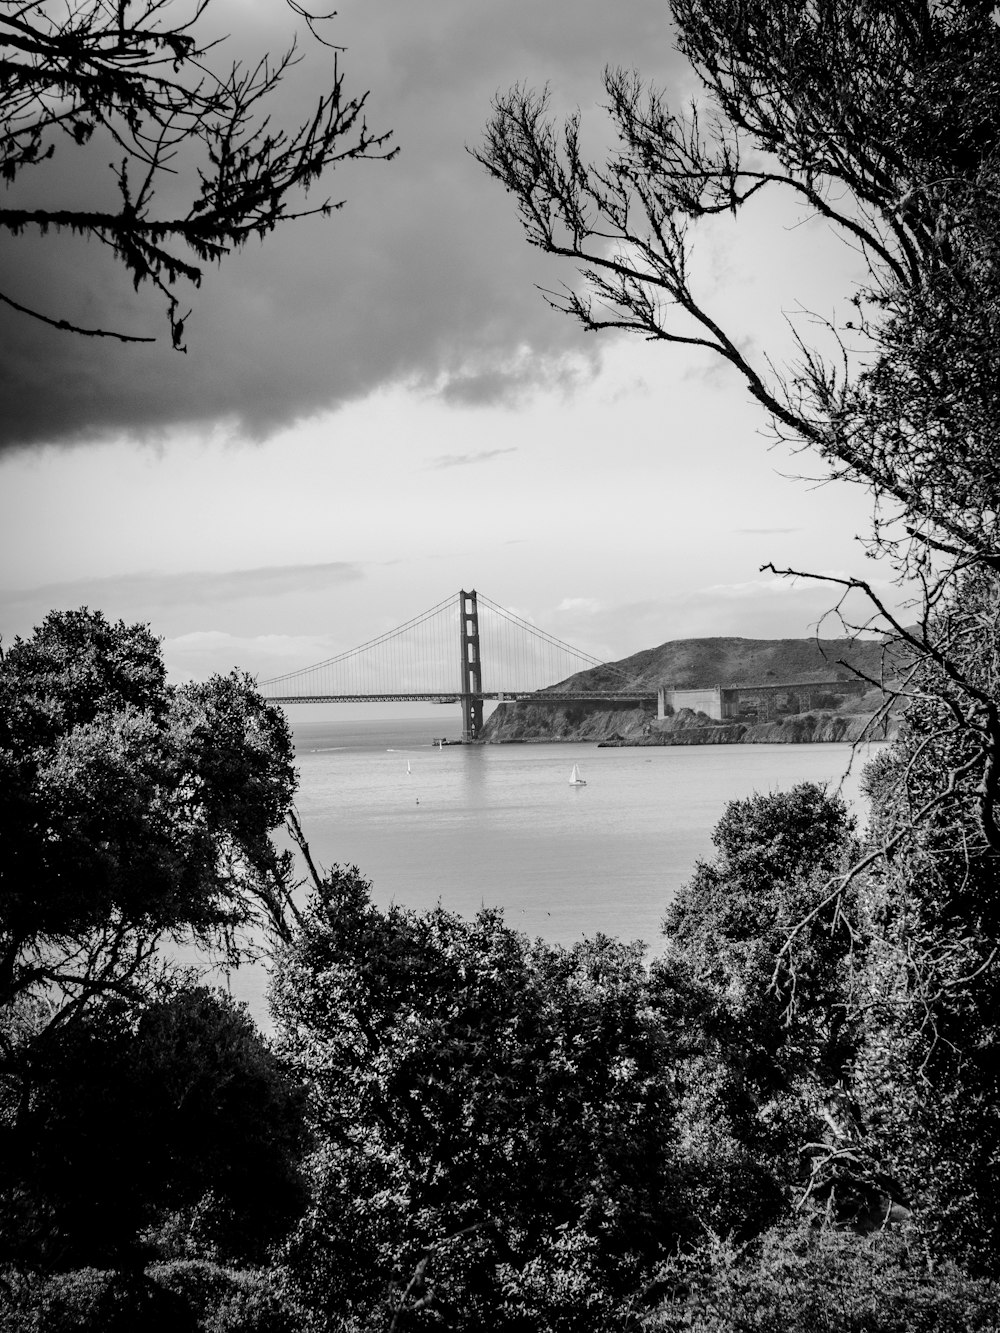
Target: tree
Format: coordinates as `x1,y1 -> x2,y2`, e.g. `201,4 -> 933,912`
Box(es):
477,0 -> 1000,571
664,784 -> 861,1093
478,14 -> 1000,1268
0,608 -> 300,1063
0,0 -> 394,347
663,786 -> 864,1216
476,0 -> 1000,849
0,608 -> 312,1291
0,985 -> 306,1271
849,719 -> 1000,1272
270,866 -> 776,1329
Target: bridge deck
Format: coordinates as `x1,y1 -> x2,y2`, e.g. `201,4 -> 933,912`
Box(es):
266,692 -> 657,705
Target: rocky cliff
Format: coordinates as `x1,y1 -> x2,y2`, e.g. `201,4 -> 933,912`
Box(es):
481,701 -> 652,744
598,708 -> 896,746
480,700 -> 897,746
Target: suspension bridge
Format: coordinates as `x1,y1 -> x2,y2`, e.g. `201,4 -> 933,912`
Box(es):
259,589 -> 654,741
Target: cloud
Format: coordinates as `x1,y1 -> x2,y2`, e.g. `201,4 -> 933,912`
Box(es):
1,561 -> 362,609
700,576 -> 813,600
163,630 -> 347,684
555,597 -> 602,615
435,347 -> 599,408
0,1 -> 681,454
533,575 -> 903,664
0,562 -> 366,642
735,527 -> 802,535
427,447 -> 517,470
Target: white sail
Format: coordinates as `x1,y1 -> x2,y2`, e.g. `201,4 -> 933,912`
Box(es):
569,763 -> 586,786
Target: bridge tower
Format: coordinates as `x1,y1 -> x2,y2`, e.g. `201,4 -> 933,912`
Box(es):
458,589 -> 484,742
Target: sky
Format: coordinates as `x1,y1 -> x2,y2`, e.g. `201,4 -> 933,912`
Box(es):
0,0 -> 903,698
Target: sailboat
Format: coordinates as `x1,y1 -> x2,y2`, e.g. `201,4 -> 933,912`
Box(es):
569,763 -> 587,787
406,760 -> 412,775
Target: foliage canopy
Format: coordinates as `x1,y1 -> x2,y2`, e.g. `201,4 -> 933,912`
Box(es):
270,865 -> 788,1329
0,609 -> 310,1280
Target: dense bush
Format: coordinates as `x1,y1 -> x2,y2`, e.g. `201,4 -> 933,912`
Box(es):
0,1262 -> 301,1333
641,1224 -> 1000,1333
0,612 -> 306,1274
0,1268 -> 195,1333
662,785 -> 863,1200
0,986 -> 306,1270
269,867 -> 784,1329
851,700 -> 1000,1272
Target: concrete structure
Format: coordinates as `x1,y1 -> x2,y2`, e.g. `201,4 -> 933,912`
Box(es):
658,678 -> 869,723
459,588 -> 484,742
657,686 -> 725,720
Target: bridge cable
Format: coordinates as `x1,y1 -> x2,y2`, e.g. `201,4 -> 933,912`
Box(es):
259,593 -> 457,687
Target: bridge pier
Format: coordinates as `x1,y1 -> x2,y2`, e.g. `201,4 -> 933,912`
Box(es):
459,589 -> 484,742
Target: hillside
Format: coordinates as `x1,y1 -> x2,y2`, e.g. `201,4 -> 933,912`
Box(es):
548,633 -> 908,694
481,633 -> 907,745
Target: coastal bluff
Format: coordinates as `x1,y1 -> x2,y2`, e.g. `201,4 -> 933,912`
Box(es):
480,633 -> 905,746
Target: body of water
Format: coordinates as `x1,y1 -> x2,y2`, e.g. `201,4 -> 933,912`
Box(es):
225,717 -> 882,1021
288,717 -> 881,947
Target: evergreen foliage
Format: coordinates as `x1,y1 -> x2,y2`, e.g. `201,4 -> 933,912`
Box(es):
0,607 -> 298,1025
0,610 -> 306,1276
641,1225 -> 1000,1333
269,869 -> 719,1327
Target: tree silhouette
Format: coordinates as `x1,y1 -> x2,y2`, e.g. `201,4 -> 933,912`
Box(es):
0,0 -> 394,346
477,0 -> 1000,850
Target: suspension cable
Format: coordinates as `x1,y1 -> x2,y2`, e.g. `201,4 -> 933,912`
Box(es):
259,589 -> 640,694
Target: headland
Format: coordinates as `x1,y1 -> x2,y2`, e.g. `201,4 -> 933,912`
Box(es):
480,633 -> 905,746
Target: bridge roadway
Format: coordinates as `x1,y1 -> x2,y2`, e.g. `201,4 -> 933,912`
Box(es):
267,691 -> 657,706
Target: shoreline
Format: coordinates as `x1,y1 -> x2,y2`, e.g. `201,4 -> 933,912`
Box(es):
480,701 -> 897,748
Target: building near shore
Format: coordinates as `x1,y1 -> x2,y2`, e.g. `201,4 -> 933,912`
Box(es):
658,678 -> 868,723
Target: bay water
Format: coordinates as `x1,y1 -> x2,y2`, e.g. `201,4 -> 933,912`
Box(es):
226,715 -> 883,1024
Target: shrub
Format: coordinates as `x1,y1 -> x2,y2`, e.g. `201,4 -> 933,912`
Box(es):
0,1263 -> 301,1333
642,1224 -> 1000,1333
0,1268 -> 195,1333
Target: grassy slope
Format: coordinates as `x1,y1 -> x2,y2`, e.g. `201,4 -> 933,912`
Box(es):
550,635 -> 908,693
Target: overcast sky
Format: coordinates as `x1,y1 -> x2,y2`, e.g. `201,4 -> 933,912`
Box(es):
0,0 -> 900,696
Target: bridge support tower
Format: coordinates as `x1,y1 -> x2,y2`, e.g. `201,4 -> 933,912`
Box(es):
459,589 -> 484,742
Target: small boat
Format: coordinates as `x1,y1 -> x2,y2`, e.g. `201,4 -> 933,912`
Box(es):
406,760 -> 412,775
569,763 -> 587,787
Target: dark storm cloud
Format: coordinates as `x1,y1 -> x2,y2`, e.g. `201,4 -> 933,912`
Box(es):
0,1 -> 680,454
